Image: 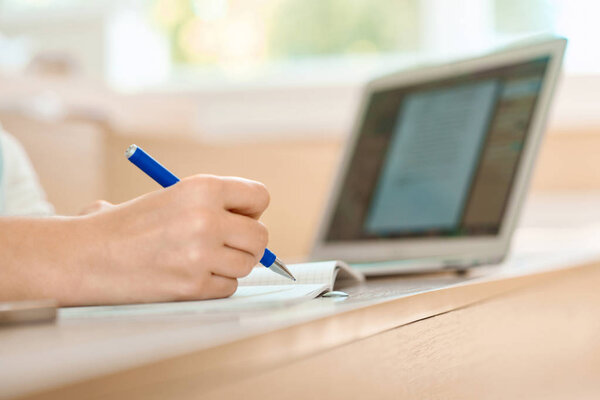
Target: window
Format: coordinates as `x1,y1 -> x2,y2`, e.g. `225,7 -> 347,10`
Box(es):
153,0 -> 419,66
149,0 -> 600,78
1,0 -> 598,84
0,0 -> 598,136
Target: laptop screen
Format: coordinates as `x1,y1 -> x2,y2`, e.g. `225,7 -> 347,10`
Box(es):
325,57 -> 550,242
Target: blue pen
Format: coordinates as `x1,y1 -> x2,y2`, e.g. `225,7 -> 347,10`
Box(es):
125,144 -> 296,281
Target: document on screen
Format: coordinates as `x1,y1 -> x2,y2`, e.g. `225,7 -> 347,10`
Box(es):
366,80 -> 499,234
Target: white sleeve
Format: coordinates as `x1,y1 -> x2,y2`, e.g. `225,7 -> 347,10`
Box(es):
0,129 -> 54,216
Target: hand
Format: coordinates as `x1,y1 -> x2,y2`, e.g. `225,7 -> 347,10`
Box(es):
67,175 -> 270,305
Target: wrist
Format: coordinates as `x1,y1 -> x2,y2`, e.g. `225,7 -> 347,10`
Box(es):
0,216 -> 88,304
56,214 -> 116,305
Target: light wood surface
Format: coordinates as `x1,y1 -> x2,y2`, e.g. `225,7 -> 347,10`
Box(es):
205,262 -> 600,400
2,245 -> 600,400
2,196 -> 600,400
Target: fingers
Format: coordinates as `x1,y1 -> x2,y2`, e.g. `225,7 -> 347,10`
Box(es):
178,175 -> 270,218
210,246 -> 258,278
221,177 -> 270,219
203,274 -> 238,299
136,174 -> 271,302
222,212 -> 268,259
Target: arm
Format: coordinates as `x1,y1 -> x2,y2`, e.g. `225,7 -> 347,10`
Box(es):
0,175 -> 270,306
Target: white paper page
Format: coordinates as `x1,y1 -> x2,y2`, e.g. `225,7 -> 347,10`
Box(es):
60,284 -> 328,319
240,261 -> 339,287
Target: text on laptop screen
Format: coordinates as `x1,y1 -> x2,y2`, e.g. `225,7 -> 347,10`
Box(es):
325,57 -> 550,242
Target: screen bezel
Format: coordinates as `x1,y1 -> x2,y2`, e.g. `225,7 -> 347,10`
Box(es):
311,37 -> 566,267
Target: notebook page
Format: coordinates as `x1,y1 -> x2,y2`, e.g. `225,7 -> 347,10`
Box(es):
60,284 -> 328,318
239,261 -> 339,288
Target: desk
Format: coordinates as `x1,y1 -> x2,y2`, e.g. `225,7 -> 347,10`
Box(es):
3,195 -> 600,399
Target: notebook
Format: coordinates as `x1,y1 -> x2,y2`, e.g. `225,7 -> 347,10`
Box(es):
240,260 -> 363,287
59,261 -> 363,318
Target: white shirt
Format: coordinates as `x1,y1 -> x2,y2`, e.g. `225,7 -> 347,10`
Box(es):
0,126 -> 54,216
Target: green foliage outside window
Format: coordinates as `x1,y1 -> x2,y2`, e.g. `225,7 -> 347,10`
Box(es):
151,0 -> 419,66
268,0 -> 419,59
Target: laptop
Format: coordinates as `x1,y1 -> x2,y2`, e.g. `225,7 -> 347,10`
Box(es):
311,37 -> 567,275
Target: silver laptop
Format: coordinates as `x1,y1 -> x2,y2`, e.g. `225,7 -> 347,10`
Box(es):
311,37 -> 566,275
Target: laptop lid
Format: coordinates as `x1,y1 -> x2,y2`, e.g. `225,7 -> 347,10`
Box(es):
311,37 -> 566,273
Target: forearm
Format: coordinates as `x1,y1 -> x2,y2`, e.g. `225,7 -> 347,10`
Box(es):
0,217 -> 94,305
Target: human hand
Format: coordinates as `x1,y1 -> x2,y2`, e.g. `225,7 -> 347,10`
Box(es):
67,175 -> 270,306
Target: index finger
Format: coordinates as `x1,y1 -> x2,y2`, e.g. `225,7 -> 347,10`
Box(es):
221,177 -> 270,219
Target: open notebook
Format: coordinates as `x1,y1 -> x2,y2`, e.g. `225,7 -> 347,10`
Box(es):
60,261 -> 364,318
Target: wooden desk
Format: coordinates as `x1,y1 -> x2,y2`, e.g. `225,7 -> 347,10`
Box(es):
2,250 -> 600,399
3,195 -> 600,399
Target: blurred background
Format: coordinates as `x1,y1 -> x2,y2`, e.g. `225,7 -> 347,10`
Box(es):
1,0 -> 599,259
